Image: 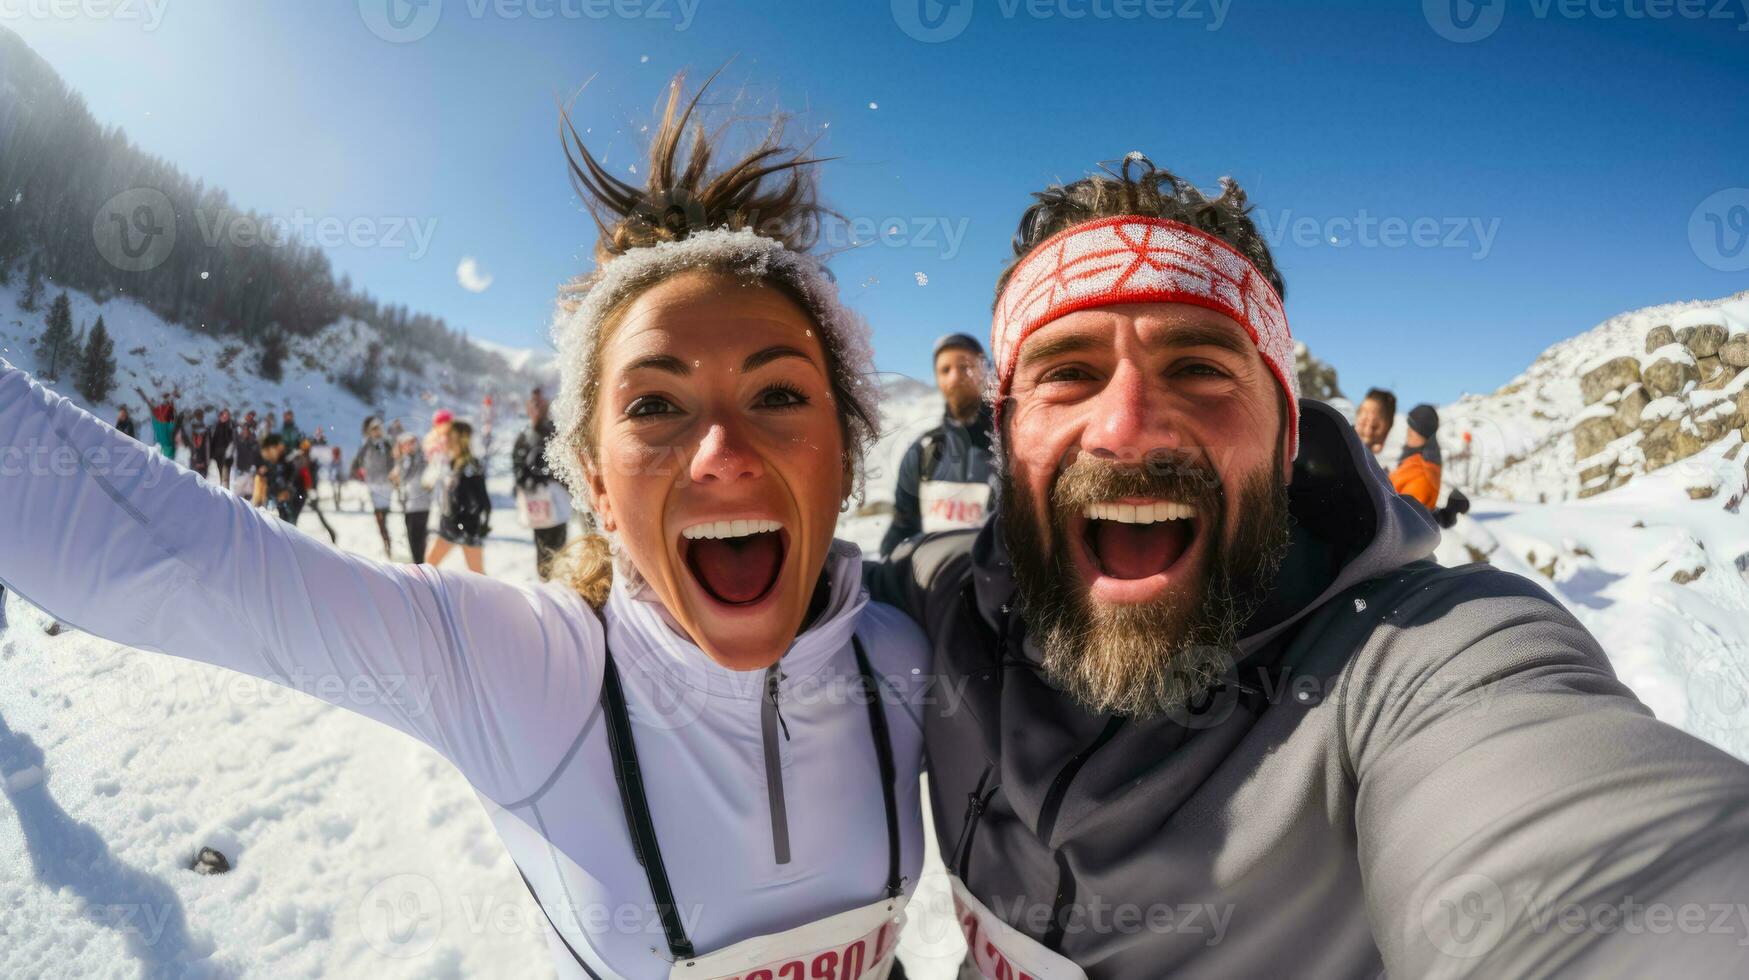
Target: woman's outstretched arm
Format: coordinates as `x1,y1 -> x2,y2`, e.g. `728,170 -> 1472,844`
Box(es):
0,360 -> 601,803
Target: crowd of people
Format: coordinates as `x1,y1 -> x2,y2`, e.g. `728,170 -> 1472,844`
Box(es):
93,386 -> 574,582
6,70 -> 1749,980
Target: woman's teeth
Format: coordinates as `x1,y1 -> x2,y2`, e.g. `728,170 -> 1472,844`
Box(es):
680,519 -> 785,540
1082,501 -> 1195,523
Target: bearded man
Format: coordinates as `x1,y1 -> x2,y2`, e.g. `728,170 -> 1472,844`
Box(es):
869,158 -> 1749,978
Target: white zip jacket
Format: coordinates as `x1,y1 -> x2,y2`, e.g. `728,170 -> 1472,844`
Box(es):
0,360 -> 929,979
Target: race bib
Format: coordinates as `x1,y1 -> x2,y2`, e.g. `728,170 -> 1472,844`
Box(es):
516,484 -> 573,530
676,899 -> 903,980
951,877 -> 1087,980
920,481 -> 991,533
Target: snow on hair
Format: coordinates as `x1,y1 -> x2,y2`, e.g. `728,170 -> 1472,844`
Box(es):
545,226 -> 879,519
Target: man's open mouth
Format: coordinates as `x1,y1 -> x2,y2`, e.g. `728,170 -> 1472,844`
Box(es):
1077,500 -> 1198,581
680,519 -> 788,606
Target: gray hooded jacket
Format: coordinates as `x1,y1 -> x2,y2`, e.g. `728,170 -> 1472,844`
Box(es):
869,400 -> 1749,978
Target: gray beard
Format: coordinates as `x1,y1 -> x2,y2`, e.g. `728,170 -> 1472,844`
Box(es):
1003,459 -> 1291,721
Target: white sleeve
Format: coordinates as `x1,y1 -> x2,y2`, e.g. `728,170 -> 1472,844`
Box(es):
0,360 -> 602,803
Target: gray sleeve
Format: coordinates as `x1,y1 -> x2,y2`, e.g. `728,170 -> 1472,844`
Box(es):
1343,567 -> 1749,977
880,439 -> 926,558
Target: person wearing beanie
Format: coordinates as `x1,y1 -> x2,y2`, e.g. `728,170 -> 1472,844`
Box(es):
868,155 -> 1749,977
1390,403 -> 1442,511
878,331 -> 999,556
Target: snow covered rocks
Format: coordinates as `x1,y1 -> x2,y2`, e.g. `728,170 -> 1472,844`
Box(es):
1571,298 -> 1749,498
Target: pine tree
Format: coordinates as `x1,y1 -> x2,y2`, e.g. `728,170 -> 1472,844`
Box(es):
258,327 -> 288,382
20,255 -> 42,312
36,291 -> 75,381
77,316 -> 118,403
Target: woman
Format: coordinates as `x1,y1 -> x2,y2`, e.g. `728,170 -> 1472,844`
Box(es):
423,420 -> 490,572
392,430 -> 432,562
354,415 -> 397,556
0,73 -> 927,980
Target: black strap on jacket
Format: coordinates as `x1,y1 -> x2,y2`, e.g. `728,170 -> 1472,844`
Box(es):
597,633 -> 904,962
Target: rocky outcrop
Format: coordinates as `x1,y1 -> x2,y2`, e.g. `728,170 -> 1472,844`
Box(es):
1293,341 -> 1342,402
1574,317 -> 1749,498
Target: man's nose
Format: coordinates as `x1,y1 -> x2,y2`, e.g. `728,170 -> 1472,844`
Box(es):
1081,362 -> 1180,463
689,421 -> 764,484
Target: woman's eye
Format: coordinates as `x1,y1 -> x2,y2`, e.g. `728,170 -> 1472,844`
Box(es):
625,396 -> 677,418
757,384 -> 810,410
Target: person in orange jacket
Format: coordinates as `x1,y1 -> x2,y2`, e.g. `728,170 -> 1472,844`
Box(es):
1392,404 -> 1443,511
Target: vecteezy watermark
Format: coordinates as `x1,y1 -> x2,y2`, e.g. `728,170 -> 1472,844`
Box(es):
1425,0 -> 1749,43
1690,188 -> 1749,273
92,187 -> 440,273
821,215 -> 972,259
0,0 -> 170,30
1421,871 -> 1749,961
1250,208 -> 1502,260
892,0 -> 1230,43
358,0 -> 699,43
359,873 -> 445,958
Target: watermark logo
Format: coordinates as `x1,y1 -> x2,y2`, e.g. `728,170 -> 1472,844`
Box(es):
359,873 -> 444,958
1420,872 -> 1508,959
93,188 -> 177,273
892,0 -> 977,41
1690,188 -> 1749,273
359,0 -> 445,43
0,0 -> 170,30
1684,647 -> 1749,731
894,0 -> 1229,42
1424,0 -> 1507,41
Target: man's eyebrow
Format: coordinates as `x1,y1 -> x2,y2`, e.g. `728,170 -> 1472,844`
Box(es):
624,354 -> 690,375
1018,332 -> 1107,369
1150,323 -> 1255,358
743,345 -> 815,372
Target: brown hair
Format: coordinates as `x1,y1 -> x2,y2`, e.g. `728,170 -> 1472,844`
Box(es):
997,154 -> 1285,303
550,70 -> 875,608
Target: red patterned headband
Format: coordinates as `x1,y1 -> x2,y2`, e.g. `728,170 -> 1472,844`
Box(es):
991,216 -> 1299,459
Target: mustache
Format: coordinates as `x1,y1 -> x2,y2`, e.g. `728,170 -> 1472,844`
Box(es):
1048,451 -> 1224,514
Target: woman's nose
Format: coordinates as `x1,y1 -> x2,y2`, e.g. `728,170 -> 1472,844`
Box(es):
689,422 -> 764,484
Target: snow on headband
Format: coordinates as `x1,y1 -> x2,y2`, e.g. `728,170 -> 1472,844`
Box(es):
992,216 -> 1299,459
546,227 -> 879,504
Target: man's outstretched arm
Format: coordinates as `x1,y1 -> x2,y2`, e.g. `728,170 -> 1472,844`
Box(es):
1346,565 -> 1749,977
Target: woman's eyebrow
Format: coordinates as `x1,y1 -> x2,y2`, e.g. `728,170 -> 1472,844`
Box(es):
743,345 -> 815,372
625,354 -> 690,375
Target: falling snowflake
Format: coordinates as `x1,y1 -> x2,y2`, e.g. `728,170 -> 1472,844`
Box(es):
199,271 -> 209,280
860,276 -> 879,288
639,54 -> 650,63
868,102 -> 878,110
913,272 -> 928,286
1353,598 -> 1368,613
628,164 -> 638,174
1125,150 -> 1144,162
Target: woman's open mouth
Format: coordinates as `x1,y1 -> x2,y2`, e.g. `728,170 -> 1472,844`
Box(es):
1073,499 -> 1201,602
680,519 -> 789,606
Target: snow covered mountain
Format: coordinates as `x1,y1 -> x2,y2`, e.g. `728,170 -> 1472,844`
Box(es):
0,280 -> 552,448
1439,290 -> 1749,503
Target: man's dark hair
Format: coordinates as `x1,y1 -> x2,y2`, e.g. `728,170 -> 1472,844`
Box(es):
1363,387 -> 1397,417
261,434 -> 285,450
997,154 -> 1284,304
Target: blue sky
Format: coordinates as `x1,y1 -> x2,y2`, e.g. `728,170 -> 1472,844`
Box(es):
10,0 -> 1748,403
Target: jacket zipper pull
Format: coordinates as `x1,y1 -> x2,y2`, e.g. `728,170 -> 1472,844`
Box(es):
767,669 -> 791,741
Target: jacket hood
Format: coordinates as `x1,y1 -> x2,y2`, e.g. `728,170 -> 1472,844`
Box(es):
968,398 -> 1441,649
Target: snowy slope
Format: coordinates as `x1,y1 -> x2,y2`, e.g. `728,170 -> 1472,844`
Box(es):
1439,291 -> 1749,502
0,370 -> 964,980
0,281 -> 546,455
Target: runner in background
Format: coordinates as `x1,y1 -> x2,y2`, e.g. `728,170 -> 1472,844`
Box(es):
253,434 -> 301,524
353,416 -> 397,558
512,388 -> 570,580
422,408 -> 454,541
210,408 -> 235,487
294,439 -> 338,544
425,420 -> 489,574
231,412 -> 262,497
879,332 -> 998,557
186,408 -> 212,480
392,431 -> 432,563
113,404 -> 137,441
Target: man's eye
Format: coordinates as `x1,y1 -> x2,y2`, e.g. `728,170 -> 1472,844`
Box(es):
1040,366 -> 1093,384
625,396 -> 676,418
1179,363 -> 1225,378
757,384 -> 810,410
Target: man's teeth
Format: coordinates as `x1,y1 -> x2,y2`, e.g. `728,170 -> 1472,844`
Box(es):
681,519 -> 785,540
1082,502 -> 1195,524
